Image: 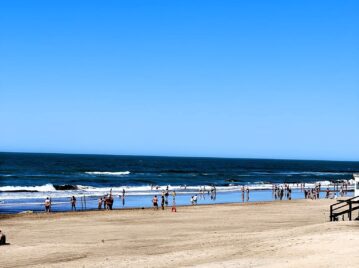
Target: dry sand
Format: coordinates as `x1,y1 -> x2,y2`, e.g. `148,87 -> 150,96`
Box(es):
1,199 -> 359,268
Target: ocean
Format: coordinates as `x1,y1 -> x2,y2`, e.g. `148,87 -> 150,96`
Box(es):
0,152 -> 358,213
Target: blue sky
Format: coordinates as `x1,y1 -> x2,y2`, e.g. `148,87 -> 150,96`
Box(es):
0,0 -> 358,160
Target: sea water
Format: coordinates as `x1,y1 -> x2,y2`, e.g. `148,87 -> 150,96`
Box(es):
0,152 -> 357,213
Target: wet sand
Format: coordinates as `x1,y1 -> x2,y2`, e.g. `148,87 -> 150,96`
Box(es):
1,199 -> 359,267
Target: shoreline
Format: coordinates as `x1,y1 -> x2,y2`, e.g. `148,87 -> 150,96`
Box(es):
1,186 -> 353,214
0,199 -> 296,218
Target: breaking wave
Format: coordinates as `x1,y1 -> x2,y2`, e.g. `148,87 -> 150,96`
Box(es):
0,180 -> 354,201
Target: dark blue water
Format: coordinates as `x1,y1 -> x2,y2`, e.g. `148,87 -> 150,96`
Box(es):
1,152 -> 357,188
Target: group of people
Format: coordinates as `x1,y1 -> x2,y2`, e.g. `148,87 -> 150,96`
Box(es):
197,186 -> 217,200
305,183 -> 347,200
97,195 -> 114,210
273,181 -> 352,201
304,185 -> 321,199
151,185 -> 220,209
97,189 -> 126,210
273,185 -> 292,200
43,195 -> 79,212
44,188 -> 127,212
152,187 -> 177,210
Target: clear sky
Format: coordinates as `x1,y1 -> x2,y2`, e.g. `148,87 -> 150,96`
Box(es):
0,0 -> 358,161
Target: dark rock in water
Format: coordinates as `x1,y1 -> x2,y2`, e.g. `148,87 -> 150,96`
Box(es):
224,179 -> 241,183
54,184 -> 78,190
0,190 -> 38,193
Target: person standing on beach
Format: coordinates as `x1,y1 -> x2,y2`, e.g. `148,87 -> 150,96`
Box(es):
152,195 -> 159,210
44,197 -> 51,213
0,230 -> 6,245
70,196 -> 76,211
98,197 -> 103,210
241,186 -> 245,202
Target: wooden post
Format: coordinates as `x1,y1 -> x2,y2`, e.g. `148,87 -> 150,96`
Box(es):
348,201 -> 352,221
330,205 -> 333,221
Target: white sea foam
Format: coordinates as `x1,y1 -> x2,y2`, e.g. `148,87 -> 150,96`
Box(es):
0,184 -> 56,192
0,180 -> 353,201
85,171 -> 130,176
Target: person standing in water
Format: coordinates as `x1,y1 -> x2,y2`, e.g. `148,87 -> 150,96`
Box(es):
241,186 -> 245,202
325,188 -> 330,198
161,194 -> 165,210
98,197 -> 103,210
70,196 -> 76,211
172,190 -> 176,203
193,194 -> 198,205
122,188 -> 125,207
165,187 -> 169,206
246,187 -> 250,202
152,195 -> 159,210
44,197 -> 51,213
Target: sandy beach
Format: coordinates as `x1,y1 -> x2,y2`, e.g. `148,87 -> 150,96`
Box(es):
1,199 -> 358,268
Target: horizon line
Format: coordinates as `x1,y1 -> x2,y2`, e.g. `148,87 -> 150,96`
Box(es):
0,150 -> 358,163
